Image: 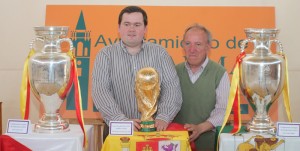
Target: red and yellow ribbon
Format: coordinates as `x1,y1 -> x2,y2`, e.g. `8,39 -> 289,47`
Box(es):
20,49 -> 35,120
280,52 -> 292,122
219,52 -> 245,135
217,52 -> 245,151
67,51 -> 88,147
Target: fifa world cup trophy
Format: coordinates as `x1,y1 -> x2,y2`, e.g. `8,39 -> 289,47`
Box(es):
135,67 -> 160,132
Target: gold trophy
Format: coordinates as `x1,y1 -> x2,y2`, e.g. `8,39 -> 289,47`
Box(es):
135,67 -> 160,132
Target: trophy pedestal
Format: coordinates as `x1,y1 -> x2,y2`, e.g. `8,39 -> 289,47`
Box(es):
34,113 -> 69,133
140,121 -> 156,132
248,116 -> 276,134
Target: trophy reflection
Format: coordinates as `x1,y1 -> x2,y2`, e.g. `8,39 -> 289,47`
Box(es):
135,67 -> 160,132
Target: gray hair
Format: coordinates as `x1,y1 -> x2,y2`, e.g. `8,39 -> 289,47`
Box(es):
183,23 -> 212,45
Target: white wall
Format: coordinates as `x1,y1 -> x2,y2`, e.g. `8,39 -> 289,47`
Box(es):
1,0 -> 299,133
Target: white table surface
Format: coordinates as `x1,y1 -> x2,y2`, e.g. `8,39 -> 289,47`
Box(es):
6,124 -> 94,151
219,132 -> 300,151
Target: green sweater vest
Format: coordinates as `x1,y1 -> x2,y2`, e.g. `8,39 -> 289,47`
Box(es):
174,60 -> 226,125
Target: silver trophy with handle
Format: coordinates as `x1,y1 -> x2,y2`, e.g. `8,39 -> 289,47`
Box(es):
28,26 -> 73,133
239,28 -> 285,133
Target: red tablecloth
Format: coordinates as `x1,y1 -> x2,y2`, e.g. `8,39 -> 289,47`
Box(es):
167,123 -> 196,151
0,135 -> 31,151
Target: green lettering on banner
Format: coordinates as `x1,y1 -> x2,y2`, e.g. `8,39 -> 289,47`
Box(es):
211,39 -> 219,49
94,34 -> 120,47
218,56 -> 226,67
108,37 -> 120,45
226,36 -> 237,49
94,34 -> 107,47
159,39 -> 174,48
226,36 -> 247,49
146,36 -> 183,49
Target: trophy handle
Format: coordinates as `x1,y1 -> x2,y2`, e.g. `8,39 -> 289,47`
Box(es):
273,39 -> 284,53
31,37 -> 44,52
240,38 -> 251,53
56,38 -> 74,52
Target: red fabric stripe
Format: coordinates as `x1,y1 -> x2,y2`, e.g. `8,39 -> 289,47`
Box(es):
230,52 -> 245,133
73,61 -> 85,147
231,88 -> 240,133
166,123 -> 196,151
237,52 -> 246,63
24,77 -> 31,120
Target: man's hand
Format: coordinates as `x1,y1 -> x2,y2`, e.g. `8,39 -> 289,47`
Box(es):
184,121 -> 214,142
155,119 -> 168,131
130,119 -> 141,131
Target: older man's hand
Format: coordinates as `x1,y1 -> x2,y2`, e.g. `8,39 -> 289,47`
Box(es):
155,119 -> 168,131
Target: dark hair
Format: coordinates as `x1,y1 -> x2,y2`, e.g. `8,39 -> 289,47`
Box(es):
183,23 -> 212,44
118,6 -> 148,26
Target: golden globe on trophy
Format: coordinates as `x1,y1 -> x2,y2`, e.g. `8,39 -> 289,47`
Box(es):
28,26 -> 73,133
239,28 -> 287,133
135,67 -> 160,132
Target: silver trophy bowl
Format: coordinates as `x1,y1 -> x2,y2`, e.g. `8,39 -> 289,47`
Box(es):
28,26 -> 73,133
240,28 -> 285,133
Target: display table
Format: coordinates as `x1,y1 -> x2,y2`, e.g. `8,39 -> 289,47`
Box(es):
101,131 -> 191,151
219,132 -> 300,151
6,124 -> 94,151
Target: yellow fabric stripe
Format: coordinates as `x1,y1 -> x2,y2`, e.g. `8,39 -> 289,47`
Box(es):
20,49 -> 35,119
282,55 -> 292,122
74,58 -> 88,147
217,64 -> 240,151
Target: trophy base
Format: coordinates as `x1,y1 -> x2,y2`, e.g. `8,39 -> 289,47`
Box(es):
140,128 -> 156,132
247,116 -> 276,134
34,113 -> 70,133
140,121 -> 156,132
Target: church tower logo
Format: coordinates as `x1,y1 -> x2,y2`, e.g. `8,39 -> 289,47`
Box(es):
66,11 -> 91,111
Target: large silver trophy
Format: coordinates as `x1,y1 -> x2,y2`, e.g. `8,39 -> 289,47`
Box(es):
28,26 -> 73,133
240,28 -> 285,133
